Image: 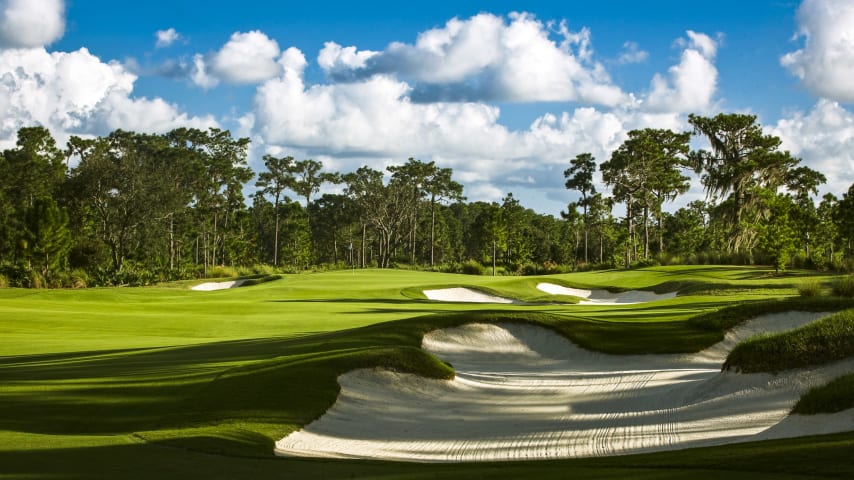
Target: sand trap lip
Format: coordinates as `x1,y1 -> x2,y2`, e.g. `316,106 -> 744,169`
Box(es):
423,287 -> 519,304
537,282 -> 677,304
190,280 -> 245,291
276,311 -> 854,462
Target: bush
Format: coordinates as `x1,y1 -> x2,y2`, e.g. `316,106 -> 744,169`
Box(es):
69,269 -> 89,289
27,270 -> 45,289
831,276 -> 854,298
797,278 -> 822,298
460,259 -> 486,276
206,265 -> 239,279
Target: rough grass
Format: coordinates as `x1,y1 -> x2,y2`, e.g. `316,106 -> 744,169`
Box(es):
793,373 -> 854,415
831,275 -> 854,298
724,309 -> 854,373
689,297 -> 854,332
797,278 -> 823,297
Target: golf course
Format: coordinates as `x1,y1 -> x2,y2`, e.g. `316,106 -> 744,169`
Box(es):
2,265 -> 854,479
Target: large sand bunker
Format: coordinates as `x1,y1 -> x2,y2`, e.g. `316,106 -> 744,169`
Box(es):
537,282 -> 677,304
423,287 -> 518,304
276,311 -> 854,462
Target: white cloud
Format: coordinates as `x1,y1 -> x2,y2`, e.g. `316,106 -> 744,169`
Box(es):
318,41 -> 378,76
155,28 -> 180,48
0,46 -> 217,149
318,12 -> 628,106
190,53 -> 219,89
0,0 -> 65,48
206,30 -> 282,85
617,41 -> 648,64
645,30 -> 719,113
770,99 -> 854,196
781,0 -> 854,102
249,44 -> 711,211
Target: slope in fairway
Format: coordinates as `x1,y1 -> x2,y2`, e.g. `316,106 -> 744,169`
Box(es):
276,311 -> 854,462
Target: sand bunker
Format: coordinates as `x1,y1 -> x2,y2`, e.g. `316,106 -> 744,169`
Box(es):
190,280 -> 245,291
423,287 -> 518,304
537,282 -> 677,304
276,311 -> 854,462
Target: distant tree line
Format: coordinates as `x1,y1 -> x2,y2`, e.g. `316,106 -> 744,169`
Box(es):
1,113 -> 854,287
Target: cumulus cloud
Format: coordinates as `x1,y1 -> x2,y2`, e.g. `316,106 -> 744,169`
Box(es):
770,99 -> 854,196
249,42 -> 711,210
317,12 -> 627,106
155,28 -> 180,48
617,41 -> 648,64
0,0 -> 65,48
201,30 -> 282,85
781,0 -> 854,102
0,46 -> 217,149
317,41 -> 378,78
644,30 -> 719,113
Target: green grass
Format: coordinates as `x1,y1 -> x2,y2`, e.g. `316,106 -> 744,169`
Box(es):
794,373 -> 854,415
724,309 -> 854,373
2,265 -> 854,478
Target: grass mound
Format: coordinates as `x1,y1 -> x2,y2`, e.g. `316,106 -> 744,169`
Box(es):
723,309 -> 854,373
689,297 -> 854,332
793,373 -> 854,415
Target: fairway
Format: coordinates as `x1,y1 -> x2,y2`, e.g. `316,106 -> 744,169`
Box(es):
2,265 -> 854,479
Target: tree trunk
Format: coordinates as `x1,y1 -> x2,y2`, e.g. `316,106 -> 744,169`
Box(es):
430,194 -> 436,268
626,197 -> 633,268
273,194 -> 280,266
169,214 -> 175,271
583,202 -> 588,264
492,237 -> 496,276
643,204 -> 649,259
361,223 -> 367,269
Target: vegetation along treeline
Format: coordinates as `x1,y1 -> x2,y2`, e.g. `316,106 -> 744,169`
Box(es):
2,112 -> 854,287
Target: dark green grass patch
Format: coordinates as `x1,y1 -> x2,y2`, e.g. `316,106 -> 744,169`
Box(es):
724,309 -> 854,373
793,373 -> 854,414
2,430 -> 854,479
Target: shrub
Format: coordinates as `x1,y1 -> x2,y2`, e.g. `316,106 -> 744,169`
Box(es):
206,265 -> 239,279
27,270 -> 45,289
831,276 -> 854,298
797,278 -> 822,298
461,259 -> 486,276
70,269 -> 89,289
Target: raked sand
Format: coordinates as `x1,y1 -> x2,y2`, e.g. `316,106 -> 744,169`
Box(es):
275,311 -> 854,462
423,287 -> 519,304
537,282 -> 677,304
190,280 -> 245,291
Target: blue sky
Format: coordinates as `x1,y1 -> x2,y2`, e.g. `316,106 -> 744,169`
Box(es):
2,0 -> 853,215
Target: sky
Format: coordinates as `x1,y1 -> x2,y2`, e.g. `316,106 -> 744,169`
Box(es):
1,0 -> 853,215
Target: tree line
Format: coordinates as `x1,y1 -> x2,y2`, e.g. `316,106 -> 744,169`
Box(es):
1,112 -> 853,287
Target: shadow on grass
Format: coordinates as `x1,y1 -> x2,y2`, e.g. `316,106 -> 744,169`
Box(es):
2,430 -> 854,480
